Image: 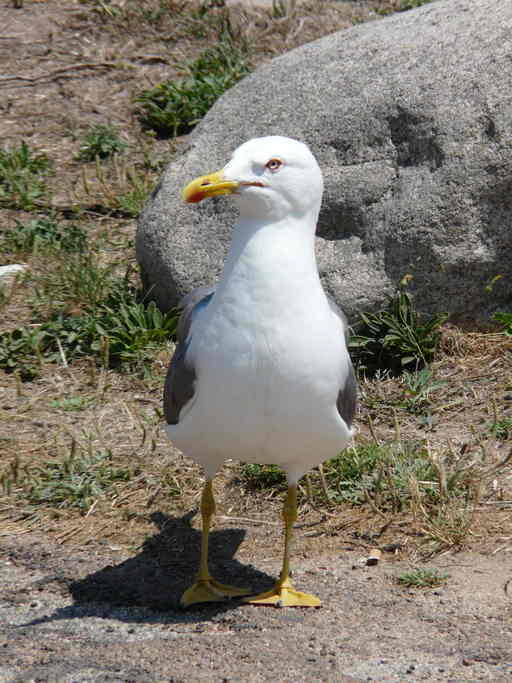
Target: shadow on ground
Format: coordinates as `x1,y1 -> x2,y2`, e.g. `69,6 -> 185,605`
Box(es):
19,511 -> 275,627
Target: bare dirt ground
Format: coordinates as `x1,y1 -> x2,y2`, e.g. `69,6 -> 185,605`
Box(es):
1,1 -> 512,681
2,532 -> 512,681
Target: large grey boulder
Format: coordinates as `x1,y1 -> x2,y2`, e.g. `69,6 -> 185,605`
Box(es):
137,0 -> 512,323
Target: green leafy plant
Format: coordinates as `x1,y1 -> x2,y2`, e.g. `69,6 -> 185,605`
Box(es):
401,368 -> 447,413
396,567 -> 448,588
136,38 -> 251,137
0,238 -> 178,379
0,292 -> 178,378
0,142 -> 52,210
493,311 -> 512,336
349,276 -> 447,375
0,217 -> 87,255
0,326 -> 45,381
94,299 -> 178,365
78,124 -> 127,161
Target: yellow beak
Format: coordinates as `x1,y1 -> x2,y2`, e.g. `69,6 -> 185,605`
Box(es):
182,170 -> 239,203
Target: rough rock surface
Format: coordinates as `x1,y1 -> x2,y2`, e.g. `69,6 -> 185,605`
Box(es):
137,0 -> 512,322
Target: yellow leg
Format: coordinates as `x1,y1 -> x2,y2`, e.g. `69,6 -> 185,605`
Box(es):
244,485 -> 321,608
181,479 -> 251,607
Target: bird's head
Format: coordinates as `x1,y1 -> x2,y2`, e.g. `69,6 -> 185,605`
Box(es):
182,136 -> 324,221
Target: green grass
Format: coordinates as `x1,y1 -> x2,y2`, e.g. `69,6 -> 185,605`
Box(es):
136,37 -> 251,137
0,225 -> 178,379
77,124 -> 127,162
0,142 -> 52,210
320,441 -> 444,509
50,396 -> 94,412
0,285 -> 177,379
238,437 -> 488,517
1,446 -> 134,513
490,417 -> 512,441
81,155 -> 157,218
0,217 -> 87,254
396,567 -> 449,588
349,276 -> 447,375
115,166 -> 155,217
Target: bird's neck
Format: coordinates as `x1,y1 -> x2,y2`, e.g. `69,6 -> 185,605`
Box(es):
216,212 -> 323,304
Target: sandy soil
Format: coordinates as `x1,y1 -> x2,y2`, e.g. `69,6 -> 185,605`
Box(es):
1,531 -> 512,681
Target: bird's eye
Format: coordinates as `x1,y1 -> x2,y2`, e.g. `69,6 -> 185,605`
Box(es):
265,158 -> 283,173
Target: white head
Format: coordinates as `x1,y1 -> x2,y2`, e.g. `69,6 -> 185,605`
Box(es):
182,136 -> 324,223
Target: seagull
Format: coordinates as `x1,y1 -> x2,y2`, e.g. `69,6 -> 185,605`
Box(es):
164,136 -> 357,607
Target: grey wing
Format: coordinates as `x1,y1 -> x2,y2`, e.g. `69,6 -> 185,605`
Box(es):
163,286 -> 215,425
328,296 -> 357,429
337,363 -> 357,429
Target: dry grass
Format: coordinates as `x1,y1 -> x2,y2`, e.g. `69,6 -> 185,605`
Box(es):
1,331 -> 511,561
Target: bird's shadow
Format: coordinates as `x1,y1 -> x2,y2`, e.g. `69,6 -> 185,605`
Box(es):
20,511 -> 275,627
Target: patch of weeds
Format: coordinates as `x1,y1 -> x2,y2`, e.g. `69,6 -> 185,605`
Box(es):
377,0 -> 434,15
0,326 -> 43,381
349,275 -> 447,375
420,507 -> 474,552
0,142 -> 52,210
272,0 -> 295,19
186,5 -> 207,37
0,252 -> 178,378
50,396 -> 93,412
401,368 -> 447,414
1,447 -> 134,512
97,299 -> 178,365
398,0 -> 435,11
82,156 -> 155,218
136,0 -> 177,24
116,167 -> 155,217
30,251 -> 124,318
237,438 -> 482,513
396,567 -> 448,588
77,124 -> 127,161
493,311 -> 512,336
320,441 -> 442,510
0,217 -> 87,255
89,0 -> 124,19
239,463 -> 287,491
490,417 -> 512,441
136,37 -> 251,137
